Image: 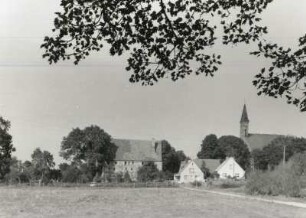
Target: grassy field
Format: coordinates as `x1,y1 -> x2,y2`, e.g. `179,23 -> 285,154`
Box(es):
0,186 -> 306,218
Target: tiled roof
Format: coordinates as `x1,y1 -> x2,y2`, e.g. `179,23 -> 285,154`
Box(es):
193,159 -> 222,172
244,133 -> 281,151
240,104 -> 249,123
112,138 -> 162,162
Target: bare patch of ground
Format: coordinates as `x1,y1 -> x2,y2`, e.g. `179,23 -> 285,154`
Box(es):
0,186 -> 305,218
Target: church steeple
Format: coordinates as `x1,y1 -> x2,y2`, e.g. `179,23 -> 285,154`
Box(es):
240,104 -> 249,138
240,104 -> 249,123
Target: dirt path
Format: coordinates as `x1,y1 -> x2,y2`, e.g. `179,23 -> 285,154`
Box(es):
182,186 -> 306,209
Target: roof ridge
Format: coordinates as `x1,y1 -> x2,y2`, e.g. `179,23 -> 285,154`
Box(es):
248,133 -> 283,136
113,138 -> 161,142
215,157 -> 233,171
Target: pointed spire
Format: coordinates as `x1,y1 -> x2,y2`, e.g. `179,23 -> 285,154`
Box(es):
240,104 -> 249,123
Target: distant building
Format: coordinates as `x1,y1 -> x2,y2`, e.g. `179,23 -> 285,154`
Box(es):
215,157 -> 245,179
174,159 -> 205,183
174,158 -> 244,183
110,138 -> 162,181
240,104 -> 281,152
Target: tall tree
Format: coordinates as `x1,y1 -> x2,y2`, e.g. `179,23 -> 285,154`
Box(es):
197,134 -> 218,159
60,125 -> 117,178
217,135 -> 250,170
0,116 -> 15,180
251,149 -> 268,170
176,150 -> 188,162
4,157 -> 22,184
41,0 -> 306,111
161,140 -> 186,179
31,148 -> 55,185
161,140 -> 187,178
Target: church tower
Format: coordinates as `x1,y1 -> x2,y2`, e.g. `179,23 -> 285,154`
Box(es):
240,104 -> 249,139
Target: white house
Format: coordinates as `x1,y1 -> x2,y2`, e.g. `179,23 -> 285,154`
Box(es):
174,157 -> 245,183
215,157 -> 245,179
174,160 -> 205,183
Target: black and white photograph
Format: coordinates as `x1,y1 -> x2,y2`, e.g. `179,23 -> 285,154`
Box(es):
0,0 -> 306,217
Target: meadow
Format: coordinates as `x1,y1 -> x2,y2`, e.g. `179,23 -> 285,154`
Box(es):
0,186 -> 305,218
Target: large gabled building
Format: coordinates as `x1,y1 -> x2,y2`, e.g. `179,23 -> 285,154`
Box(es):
240,104 -> 281,152
110,138 -> 162,181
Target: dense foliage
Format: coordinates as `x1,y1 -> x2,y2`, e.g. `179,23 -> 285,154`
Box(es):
42,0 -> 306,111
197,134 -> 250,169
60,125 -> 117,178
137,162 -> 160,182
252,35 -> 306,111
217,136 -> 250,170
31,148 -> 55,184
246,167 -> 301,197
42,0 -> 272,84
247,152 -> 306,197
0,117 -> 15,180
197,134 -> 218,159
252,136 -> 306,170
162,140 -> 187,179
4,157 -> 22,183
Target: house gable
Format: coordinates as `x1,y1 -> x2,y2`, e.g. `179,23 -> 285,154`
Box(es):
175,160 -> 204,183
216,157 -> 245,179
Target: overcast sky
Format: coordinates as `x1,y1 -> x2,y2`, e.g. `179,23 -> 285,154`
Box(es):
0,0 -> 306,164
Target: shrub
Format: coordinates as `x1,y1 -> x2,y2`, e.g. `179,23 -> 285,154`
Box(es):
61,165 -> 80,183
210,171 -> 220,179
208,179 -> 245,189
123,171 -> 132,183
137,162 -> 160,182
219,180 -> 244,189
191,181 -> 202,187
246,164 -> 301,197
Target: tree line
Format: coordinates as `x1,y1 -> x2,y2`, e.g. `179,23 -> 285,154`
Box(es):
1,119 -> 188,185
2,113 -> 306,185
197,133 -> 306,173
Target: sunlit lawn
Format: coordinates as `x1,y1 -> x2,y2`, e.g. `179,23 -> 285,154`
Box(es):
0,186 -> 305,218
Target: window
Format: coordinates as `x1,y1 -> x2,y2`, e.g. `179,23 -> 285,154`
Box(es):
189,168 -> 195,174
132,161 -> 134,164
235,173 -> 239,177
124,161 -> 127,165
222,173 -> 227,177
114,161 -> 117,164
